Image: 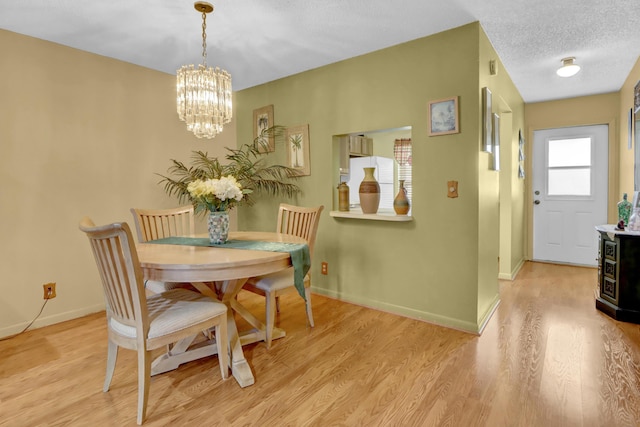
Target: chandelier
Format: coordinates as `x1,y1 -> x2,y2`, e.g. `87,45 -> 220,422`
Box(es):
177,2 -> 232,139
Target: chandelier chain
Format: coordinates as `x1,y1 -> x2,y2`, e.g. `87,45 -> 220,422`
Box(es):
201,10 -> 207,66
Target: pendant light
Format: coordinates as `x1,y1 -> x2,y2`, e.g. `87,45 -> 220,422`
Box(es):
176,2 -> 232,139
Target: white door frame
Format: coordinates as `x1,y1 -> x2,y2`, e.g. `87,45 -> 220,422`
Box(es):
532,125 -> 608,266
526,120 -> 617,261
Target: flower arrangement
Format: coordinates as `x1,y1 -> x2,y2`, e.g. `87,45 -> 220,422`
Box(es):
186,176 -> 247,212
159,126 -> 302,216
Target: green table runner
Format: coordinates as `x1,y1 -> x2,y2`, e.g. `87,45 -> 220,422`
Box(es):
148,237 -> 310,300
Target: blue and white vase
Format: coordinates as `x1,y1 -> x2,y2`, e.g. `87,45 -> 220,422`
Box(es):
208,211 -> 229,245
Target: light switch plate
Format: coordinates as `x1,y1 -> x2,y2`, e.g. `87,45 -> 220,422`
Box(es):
447,181 -> 458,198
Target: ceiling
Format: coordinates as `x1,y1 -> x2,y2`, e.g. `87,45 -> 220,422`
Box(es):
1,0 -> 639,103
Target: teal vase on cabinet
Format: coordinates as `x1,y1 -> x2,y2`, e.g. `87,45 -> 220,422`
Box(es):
618,193 -> 632,228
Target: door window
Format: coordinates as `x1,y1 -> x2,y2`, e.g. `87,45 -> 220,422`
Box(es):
547,137 -> 592,196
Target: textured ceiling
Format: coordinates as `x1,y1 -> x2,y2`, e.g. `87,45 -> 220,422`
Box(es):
1,0 -> 639,103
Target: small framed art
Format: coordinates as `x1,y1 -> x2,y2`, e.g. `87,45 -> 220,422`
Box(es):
286,124 -> 311,176
518,129 -> 525,179
492,113 -> 500,171
482,87 -> 492,153
428,96 -> 459,136
253,105 -> 274,153
629,108 -> 634,150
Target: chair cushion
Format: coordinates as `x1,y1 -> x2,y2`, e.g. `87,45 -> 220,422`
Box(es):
144,280 -> 195,294
246,267 -> 309,292
109,289 -> 226,339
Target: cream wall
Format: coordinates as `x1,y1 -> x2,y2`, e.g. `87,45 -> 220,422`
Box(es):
619,57 -> 640,194
0,30 -> 236,337
524,93 -> 620,259
235,23 -> 523,332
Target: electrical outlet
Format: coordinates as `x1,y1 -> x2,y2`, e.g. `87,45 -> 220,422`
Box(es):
43,282 -> 56,299
321,262 -> 328,275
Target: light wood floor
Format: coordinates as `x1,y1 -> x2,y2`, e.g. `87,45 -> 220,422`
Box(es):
2,262 -> 640,426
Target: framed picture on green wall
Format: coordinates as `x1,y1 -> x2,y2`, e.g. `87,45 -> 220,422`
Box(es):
286,124 -> 311,176
428,96 -> 459,136
253,105 -> 275,153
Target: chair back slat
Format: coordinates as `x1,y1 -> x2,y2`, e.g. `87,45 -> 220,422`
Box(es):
80,218 -> 148,331
130,206 -> 195,242
276,204 -> 324,259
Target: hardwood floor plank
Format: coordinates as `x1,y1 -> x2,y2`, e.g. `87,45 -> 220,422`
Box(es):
1,262 -> 640,426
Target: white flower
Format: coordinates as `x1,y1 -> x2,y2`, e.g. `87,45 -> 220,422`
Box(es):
187,175 -> 244,212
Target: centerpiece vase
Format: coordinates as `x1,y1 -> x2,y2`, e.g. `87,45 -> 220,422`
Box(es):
208,211 -> 230,245
393,180 -> 410,215
359,167 -> 380,214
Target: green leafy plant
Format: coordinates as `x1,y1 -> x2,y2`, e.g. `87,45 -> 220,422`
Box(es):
158,126 -> 302,215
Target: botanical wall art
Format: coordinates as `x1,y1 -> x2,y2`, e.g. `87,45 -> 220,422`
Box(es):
286,124 -> 311,176
253,105 -> 275,153
428,96 -> 459,136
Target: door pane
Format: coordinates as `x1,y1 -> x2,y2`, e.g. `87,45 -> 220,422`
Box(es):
548,168 -> 591,195
548,137 -> 591,167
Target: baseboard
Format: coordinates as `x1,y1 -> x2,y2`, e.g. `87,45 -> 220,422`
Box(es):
498,258 -> 525,280
311,287 -> 481,334
477,294 -> 501,335
0,303 -> 105,338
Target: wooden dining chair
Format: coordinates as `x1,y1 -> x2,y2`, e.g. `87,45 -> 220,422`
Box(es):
79,217 -> 228,425
130,206 -> 195,294
243,203 -> 324,348
130,205 -> 195,242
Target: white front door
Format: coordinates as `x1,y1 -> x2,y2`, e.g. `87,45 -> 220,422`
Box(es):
532,125 -> 608,266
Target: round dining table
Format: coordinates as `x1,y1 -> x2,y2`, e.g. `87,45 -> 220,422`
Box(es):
136,231 -> 306,388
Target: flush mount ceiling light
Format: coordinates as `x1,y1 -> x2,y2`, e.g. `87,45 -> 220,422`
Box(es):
556,57 -> 581,78
177,2 -> 232,139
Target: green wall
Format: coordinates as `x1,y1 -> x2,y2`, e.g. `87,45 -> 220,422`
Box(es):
236,23 -> 525,332
478,31 -> 526,287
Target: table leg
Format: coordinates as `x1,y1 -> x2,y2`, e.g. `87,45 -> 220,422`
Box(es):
230,298 -> 286,346
226,307 -> 255,387
150,279 -> 256,387
217,278 -> 255,387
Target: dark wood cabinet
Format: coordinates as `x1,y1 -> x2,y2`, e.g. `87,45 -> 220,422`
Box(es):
595,225 -> 640,323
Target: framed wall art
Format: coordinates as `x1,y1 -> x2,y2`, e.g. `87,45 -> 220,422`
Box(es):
428,96 -> 459,136
253,105 -> 274,153
634,80 -> 640,114
518,129 -> 525,178
286,124 -> 311,176
492,113 -> 500,171
629,108 -> 634,150
482,87 -> 492,153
